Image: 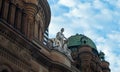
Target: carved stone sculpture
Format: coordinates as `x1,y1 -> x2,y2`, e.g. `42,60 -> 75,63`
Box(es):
56,28 -> 67,46
49,28 -> 73,61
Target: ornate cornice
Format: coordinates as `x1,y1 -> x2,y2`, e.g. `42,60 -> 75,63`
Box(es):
24,2 -> 38,16
38,0 -> 51,30
0,18 -> 72,72
0,19 -> 41,54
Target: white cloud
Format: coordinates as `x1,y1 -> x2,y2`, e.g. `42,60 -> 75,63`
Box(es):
96,35 -> 120,72
49,16 -> 74,38
107,31 -> 120,43
116,0 -> 120,8
93,0 -> 106,10
48,0 -> 120,72
58,0 -> 76,7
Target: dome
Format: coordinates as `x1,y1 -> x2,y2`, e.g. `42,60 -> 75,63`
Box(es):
67,34 -> 97,50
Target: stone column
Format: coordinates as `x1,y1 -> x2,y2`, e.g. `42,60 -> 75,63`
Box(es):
78,46 -> 93,72
24,3 -> 38,40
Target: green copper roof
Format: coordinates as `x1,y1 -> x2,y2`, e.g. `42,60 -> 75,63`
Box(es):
67,34 -> 97,49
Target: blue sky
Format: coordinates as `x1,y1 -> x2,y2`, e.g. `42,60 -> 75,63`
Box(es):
48,0 -> 120,72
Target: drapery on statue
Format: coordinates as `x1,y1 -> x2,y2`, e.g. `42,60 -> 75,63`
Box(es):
49,28 -> 73,61
49,28 -> 67,50
63,40 -> 74,61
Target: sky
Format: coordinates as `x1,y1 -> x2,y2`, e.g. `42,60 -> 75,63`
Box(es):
47,0 -> 120,72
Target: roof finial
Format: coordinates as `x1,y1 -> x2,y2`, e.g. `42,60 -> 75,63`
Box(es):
99,51 -> 105,61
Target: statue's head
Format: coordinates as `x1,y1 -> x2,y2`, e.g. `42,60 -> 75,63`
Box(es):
61,28 -> 64,32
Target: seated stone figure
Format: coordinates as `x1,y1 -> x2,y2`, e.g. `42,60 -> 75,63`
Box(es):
56,28 -> 67,46
48,28 -> 73,61
49,28 -> 66,51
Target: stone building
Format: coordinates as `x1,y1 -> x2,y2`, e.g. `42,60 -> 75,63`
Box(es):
0,0 -> 110,72
67,34 -> 110,72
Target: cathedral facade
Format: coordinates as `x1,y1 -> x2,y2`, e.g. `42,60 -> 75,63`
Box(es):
0,0 -> 110,72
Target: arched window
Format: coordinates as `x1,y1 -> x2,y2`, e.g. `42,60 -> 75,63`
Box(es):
2,69 -> 8,72
0,65 -> 12,72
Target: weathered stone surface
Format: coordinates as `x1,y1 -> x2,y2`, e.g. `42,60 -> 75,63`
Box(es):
0,0 -> 110,72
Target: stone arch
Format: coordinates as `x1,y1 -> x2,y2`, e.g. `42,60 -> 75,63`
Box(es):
1,69 -> 8,72
0,64 -> 13,72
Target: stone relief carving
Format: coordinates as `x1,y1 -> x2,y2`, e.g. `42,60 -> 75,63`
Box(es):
48,28 -> 73,61
19,49 -> 32,61
0,35 -> 32,63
